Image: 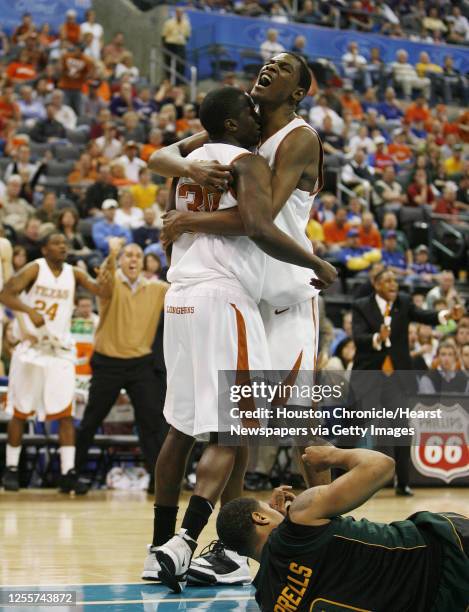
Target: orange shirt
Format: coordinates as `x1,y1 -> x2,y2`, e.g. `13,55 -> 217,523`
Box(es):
323,220 -> 350,244
359,225 -> 382,248
458,111 -> 469,143
140,143 -> 162,162
62,22 -> 81,44
0,98 -> 20,120
82,81 -> 111,102
388,143 -> 413,164
404,104 -> 430,125
6,62 -> 37,82
340,96 -> 363,120
58,53 -> 94,90
68,169 -> 98,184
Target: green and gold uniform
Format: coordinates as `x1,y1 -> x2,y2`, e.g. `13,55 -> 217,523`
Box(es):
254,511 -> 469,611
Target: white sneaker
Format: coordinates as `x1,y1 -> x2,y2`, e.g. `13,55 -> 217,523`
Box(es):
155,528 -> 196,593
188,540 -> 252,585
141,544 -> 161,581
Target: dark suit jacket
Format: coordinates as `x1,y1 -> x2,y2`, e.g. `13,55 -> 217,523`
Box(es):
352,292 -> 440,372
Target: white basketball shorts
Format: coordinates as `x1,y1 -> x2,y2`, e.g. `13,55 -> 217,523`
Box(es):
163,284 -> 271,437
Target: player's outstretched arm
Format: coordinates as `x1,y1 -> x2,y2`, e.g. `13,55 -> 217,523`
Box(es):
288,447 -> 395,526
0,262 -> 44,327
235,154 -> 337,285
148,131 -> 231,190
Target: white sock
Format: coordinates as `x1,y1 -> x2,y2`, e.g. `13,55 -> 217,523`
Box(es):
6,444 -> 21,468
59,446 -> 75,475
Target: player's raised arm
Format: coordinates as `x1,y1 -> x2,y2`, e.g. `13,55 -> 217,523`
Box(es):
0,262 -> 44,327
148,130 -> 231,190
288,447 -> 395,526
234,154 -> 337,285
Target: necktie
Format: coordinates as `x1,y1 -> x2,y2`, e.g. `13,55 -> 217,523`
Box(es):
382,302 -> 394,375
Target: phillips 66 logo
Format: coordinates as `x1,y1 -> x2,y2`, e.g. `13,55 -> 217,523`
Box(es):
410,403 -> 469,483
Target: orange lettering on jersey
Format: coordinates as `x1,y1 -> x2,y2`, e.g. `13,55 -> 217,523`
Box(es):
34,285 -> 69,300
289,562 -> 313,578
281,586 -> 301,607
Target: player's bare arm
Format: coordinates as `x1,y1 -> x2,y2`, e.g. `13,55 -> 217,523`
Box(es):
0,262 -> 44,327
0,237 -> 13,283
149,131 -> 231,190
287,447 -> 395,526
234,154 -> 336,284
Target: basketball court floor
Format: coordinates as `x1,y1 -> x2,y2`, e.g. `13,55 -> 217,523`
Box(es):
1,488 -> 467,610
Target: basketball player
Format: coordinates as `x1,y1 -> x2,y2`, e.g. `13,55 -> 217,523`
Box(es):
148,53 -> 330,584
0,234 -> 13,358
217,446 -> 469,611
0,231 -> 111,493
142,87 -> 336,593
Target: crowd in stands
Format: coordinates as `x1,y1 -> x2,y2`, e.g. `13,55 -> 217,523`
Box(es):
0,6 -> 468,488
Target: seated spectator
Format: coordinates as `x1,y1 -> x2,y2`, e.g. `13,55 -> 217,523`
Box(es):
83,164 -> 118,217
140,128 -> 163,163
323,208 -> 350,252
368,136 -> 393,174
409,244 -> 438,284
406,169 -> 434,208
324,337 -> 355,372
296,0 -> 325,25
377,87 -> 403,122
117,141 -> 146,183
80,9 -> 104,61
83,80 -> 107,116
135,87 -> 158,121
115,52 -> 140,83
361,88 -> 380,115
415,52 -> 442,83
340,85 -> 363,121
330,310 -> 353,355
110,82 -> 137,117
133,207 -> 160,250
318,115 -> 345,162
121,111 -> 146,143
455,323 -> 469,358
404,95 -> 431,125
91,198 -> 132,255
341,42 -> 369,91
309,95 -> 344,134
12,245 -> 28,273
143,252 -> 163,281
422,7 -> 447,36
68,152 -> 98,186
0,86 -> 21,122
0,175 -> 35,232
358,211 -> 382,249
381,230 -> 408,276
143,240 -> 167,269
435,56 -> 468,106
95,121 -> 122,160
419,342 -> 469,394
346,197 -> 364,225
388,130 -> 413,167
446,6 -> 469,45
103,32 -> 127,65
130,168 -> 158,210
306,213 -> 326,255
17,216 -> 42,261
411,323 -> 439,370
12,13 -> 36,45
56,207 -> 92,266
391,49 -> 430,100
6,49 -> 37,85
372,166 -> 406,218
341,149 -> 374,200
17,85 -> 46,123
60,9 -> 81,44
270,1 -> 290,23
348,125 -> 374,156
260,29 -> 285,61
338,228 -> 381,272
114,189 -> 144,230
50,89 -> 77,130
36,191 -> 57,224
90,107 -> 112,139
110,161 -> 135,188
4,143 -> 42,186
443,144 -> 464,178
433,184 -> 469,218
176,104 -> 200,137
426,270 -> 461,310
291,35 -> 307,60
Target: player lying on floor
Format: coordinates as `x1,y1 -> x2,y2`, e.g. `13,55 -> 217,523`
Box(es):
217,446 -> 469,612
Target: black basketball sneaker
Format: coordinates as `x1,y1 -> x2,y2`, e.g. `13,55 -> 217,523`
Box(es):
188,540 -> 252,585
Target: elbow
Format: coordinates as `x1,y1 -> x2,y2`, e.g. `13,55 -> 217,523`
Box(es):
245,222 -> 269,243
380,454 -> 396,482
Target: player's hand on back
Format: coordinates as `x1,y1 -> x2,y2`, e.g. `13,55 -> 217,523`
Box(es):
188,160 -> 232,191
162,210 -> 190,246
269,485 -> 296,516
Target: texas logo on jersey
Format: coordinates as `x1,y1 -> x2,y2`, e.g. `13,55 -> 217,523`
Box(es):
410,402 -> 469,484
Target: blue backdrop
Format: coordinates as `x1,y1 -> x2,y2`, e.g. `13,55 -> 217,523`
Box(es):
184,9 -> 469,79
0,0 -> 90,33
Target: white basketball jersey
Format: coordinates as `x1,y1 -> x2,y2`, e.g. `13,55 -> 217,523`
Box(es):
168,143 -> 266,302
258,117 -> 321,308
15,258 -> 75,347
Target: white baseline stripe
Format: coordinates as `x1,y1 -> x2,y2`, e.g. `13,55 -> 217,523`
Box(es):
77,595 -> 255,606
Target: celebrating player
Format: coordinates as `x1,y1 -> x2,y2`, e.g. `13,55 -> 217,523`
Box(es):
147,52 -> 332,585
142,86 -> 336,593
0,231 -> 112,494
217,446 -> 469,611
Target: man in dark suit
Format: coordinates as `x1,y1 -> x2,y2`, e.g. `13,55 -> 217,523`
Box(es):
352,268 -> 463,495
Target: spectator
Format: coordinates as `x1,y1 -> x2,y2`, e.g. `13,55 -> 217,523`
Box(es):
110,82 -> 137,117
36,191 -> 57,224
368,136 -> 393,174
133,208 -> 160,250
50,89 -> 77,130
83,164 -> 118,217
426,270 -> 462,310
296,0 -> 324,25
135,88 -> 158,122
381,230 -> 408,276
461,343 -> 469,375
103,32 -> 127,65
340,84 -> 364,121
415,52 -> 442,84
404,95 -> 431,125
121,111 -> 146,143
115,53 -> 140,84
68,152 -> 98,187
341,42 -> 369,91
110,162 -> 134,188
83,80 -> 107,116
406,169 -> 434,208
130,168 -> 158,210
74,294 -> 100,329
436,56 -> 468,106
90,107 -> 112,139
349,126 -> 374,156
6,49 -> 37,85
419,342 -> 469,394
56,207 -> 92,266
17,85 -> 46,123
12,13 -> 36,45
361,87 -> 380,115
358,211 -> 382,249
446,6 -> 469,44
411,323 -> 438,370
80,9 -> 103,61
260,29 -> 285,62
92,198 -> 132,256
60,9 -> 81,45
391,49 -> 430,100
309,94 -> 344,134
17,216 -> 42,261
380,212 -> 411,261
323,208 -> 351,252
324,337 -> 356,372
161,8 -> 192,80
117,141 -> 146,183
377,87 -> 404,122
341,149 -> 374,200
11,245 -> 27,273
346,197 -> 364,225
95,121 -> 122,160
270,1 -> 290,23
58,44 -> 94,116
143,252 -> 163,281
422,7 -> 447,35
409,244 -> 438,285
0,175 -> 35,232
433,184 -> 469,218
338,228 -> 380,272
115,189 -> 144,230
291,35 -> 307,60
0,86 -> 20,122
443,144 -> 464,178
4,144 -> 41,184
372,166 -> 407,217
388,129 -> 413,167
318,115 -> 346,163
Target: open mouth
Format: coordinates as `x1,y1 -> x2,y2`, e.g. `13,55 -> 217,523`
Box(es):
257,71 -> 274,88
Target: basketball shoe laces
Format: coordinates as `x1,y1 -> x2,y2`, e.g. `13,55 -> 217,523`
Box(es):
197,539 -> 228,561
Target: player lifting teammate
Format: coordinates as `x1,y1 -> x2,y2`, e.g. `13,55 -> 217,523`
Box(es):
142,87 -> 336,593
0,231 -> 111,494
148,52 -> 332,585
